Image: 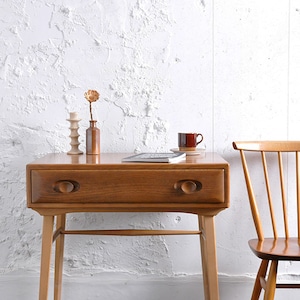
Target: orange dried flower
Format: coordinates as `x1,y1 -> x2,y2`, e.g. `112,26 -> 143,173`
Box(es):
84,90 -> 100,120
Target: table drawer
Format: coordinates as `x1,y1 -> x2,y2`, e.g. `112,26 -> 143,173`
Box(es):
30,169 -> 225,204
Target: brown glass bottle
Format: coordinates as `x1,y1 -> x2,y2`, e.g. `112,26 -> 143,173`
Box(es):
86,120 -> 100,155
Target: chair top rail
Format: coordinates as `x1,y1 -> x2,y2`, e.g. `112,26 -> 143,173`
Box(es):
233,141 -> 300,152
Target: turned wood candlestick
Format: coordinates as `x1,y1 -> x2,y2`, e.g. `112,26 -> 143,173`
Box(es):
67,112 -> 83,155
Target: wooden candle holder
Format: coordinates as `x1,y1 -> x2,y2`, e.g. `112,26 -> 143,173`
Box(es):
67,112 -> 83,155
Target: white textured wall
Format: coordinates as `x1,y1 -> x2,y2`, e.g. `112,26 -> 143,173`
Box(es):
1,0 -> 300,299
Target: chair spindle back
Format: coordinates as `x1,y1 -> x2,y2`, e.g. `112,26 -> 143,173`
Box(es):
233,141 -> 300,241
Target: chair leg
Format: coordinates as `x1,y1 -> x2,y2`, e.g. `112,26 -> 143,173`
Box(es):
251,260 -> 269,300
264,260 -> 278,300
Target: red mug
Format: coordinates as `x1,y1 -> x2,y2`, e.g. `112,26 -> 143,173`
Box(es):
178,133 -> 204,151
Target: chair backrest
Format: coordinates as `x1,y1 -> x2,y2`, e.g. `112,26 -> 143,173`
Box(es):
233,141 -> 300,241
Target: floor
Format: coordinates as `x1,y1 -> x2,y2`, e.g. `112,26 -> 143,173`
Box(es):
0,270 -> 298,299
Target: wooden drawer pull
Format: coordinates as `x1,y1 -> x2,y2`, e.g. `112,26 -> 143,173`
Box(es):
53,180 -> 80,193
174,180 -> 202,194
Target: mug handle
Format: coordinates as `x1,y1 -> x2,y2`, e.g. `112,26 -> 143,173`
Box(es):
196,133 -> 204,145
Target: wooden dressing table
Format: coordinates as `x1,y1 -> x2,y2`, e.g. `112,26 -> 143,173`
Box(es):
26,152 -> 230,300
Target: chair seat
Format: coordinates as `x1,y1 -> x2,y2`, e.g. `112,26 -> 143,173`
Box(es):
249,238 -> 300,261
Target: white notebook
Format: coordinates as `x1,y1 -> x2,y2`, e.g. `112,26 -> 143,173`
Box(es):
122,152 -> 186,163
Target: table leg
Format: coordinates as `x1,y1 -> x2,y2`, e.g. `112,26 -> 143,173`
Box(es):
54,214 -> 66,300
39,216 -> 54,300
198,215 -> 219,300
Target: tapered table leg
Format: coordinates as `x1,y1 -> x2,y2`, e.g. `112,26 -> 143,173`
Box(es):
54,214 -> 66,300
39,216 -> 54,300
198,215 -> 219,300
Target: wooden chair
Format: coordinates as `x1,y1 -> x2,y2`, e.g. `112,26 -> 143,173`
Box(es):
233,141 -> 300,300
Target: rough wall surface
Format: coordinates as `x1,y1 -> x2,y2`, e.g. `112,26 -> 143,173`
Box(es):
0,0 -> 210,276
1,0 -> 300,299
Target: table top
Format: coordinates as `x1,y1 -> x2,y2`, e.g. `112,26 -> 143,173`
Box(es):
27,152 -> 229,169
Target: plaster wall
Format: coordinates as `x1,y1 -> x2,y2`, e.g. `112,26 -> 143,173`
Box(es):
1,0 -> 300,299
